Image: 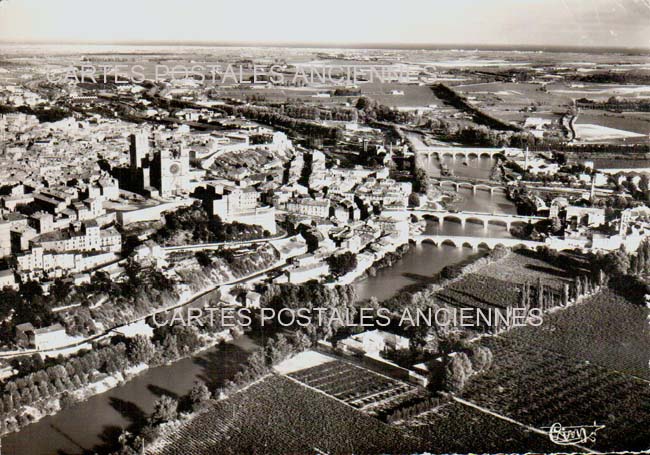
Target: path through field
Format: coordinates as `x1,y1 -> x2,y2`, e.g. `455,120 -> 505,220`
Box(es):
452,396 -> 597,453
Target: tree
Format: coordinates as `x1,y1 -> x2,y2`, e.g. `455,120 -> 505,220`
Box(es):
150,396 -> 178,424
195,251 -> 213,268
470,346 -> 493,371
443,352 -> 473,393
187,381 -> 211,412
127,335 -> 156,364
602,248 -> 630,277
326,252 -> 358,276
408,192 -> 421,207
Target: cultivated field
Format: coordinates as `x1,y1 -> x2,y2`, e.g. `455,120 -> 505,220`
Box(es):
463,335 -> 650,452
508,289 -> 650,379
435,274 -> 520,311
477,250 -> 576,290
288,359 -> 426,416
405,401 -> 572,454
152,375 -> 425,455
360,83 -> 441,107
575,110 -> 650,143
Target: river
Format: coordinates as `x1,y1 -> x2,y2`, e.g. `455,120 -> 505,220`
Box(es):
353,154 -> 516,301
2,336 -> 259,455
4,154 -> 516,454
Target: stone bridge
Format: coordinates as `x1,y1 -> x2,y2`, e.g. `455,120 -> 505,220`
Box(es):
412,234 -> 544,250
416,146 -> 505,160
430,178 -> 506,195
408,209 -> 545,231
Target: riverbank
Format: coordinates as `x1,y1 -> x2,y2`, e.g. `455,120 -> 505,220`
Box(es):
331,238 -> 410,286
0,326 -> 237,439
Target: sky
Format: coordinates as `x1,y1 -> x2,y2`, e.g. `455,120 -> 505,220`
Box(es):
0,0 -> 649,49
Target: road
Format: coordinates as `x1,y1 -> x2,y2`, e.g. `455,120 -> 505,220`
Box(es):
162,231 -> 288,252
0,261 -> 288,359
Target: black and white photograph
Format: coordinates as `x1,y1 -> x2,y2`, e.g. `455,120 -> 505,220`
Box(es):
0,0 -> 650,453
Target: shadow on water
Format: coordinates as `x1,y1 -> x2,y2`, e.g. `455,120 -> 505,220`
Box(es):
146,384 -> 179,400
3,335 -> 261,455
400,272 -> 442,285
85,398 -> 147,454
193,342 -> 250,389
47,423 -> 87,454
107,397 -> 147,428
88,425 -> 123,455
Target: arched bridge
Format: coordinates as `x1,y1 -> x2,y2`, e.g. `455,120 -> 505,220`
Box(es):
413,234 -> 544,250
416,146 -> 505,160
408,209 -> 546,231
430,178 -> 506,195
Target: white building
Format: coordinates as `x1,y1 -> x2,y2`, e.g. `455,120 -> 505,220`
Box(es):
32,221 -> 121,254
339,330 -> 410,356
210,185 -> 276,234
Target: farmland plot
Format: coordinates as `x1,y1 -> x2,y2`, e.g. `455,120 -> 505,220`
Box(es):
462,336 -> 650,453
288,360 -> 427,416
152,375 -> 425,455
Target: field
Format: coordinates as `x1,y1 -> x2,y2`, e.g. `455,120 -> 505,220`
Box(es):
462,335 -> 650,452
576,111 -> 650,133
435,274 -> 521,312
430,250 -> 583,331
591,158 -> 650,170
477,250 -> 576,290
405,401 -> 571,454
288,360 -> 426,416
548,83 -> 650,100
454,81 -> 569,130
152,375 -> 426,455
508,289 -> 650,379
574,123 -> 645,142
575,110 -> 650,143
360,83 -> 441,107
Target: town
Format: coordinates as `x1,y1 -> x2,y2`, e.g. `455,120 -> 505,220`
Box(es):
0,38 -> 650,455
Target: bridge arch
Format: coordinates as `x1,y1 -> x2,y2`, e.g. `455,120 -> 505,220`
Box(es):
443,215 -> 464,225
465,216 -> 487,227
487,219 -> 510,229
477,242 -> 492,250
441,239 -> 458,248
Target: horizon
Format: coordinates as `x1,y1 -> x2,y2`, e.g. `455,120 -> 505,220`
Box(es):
0,0 -> 649,50
1,40 -> 649,54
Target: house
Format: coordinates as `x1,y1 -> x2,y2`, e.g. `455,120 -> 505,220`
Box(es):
15,319 -> 71,350
0,269 -> 18,290
245,291 -> 262,309
338,329 -> 410,356
32,323 -> 68,350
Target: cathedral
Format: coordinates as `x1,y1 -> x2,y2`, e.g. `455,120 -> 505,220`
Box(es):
129,131 -> 190,198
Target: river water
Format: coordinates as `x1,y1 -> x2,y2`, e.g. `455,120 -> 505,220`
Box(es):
353,155 -> 516,301
2,336 -> 259,455
4,155 -> 516,454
